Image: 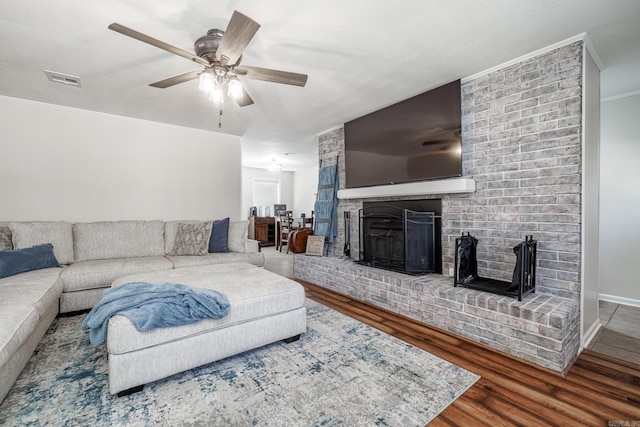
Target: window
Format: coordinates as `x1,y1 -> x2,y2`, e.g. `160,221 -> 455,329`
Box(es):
252,178 -> 280,216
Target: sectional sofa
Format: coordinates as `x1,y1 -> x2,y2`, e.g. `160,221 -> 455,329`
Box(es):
0,219 -> 264,403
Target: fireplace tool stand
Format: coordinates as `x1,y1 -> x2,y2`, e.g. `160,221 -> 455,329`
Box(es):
454,233 -> 536,301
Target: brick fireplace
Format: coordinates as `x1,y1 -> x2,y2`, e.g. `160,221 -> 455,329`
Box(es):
296,41 -> 584,372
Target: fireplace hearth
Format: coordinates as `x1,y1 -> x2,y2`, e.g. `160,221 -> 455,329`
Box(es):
359,199 -> 442,275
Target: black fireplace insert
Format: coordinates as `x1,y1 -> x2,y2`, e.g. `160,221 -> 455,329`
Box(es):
358,200 -> 442,275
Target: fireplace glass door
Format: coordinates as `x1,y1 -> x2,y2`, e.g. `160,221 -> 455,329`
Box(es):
405,211 -> 435,274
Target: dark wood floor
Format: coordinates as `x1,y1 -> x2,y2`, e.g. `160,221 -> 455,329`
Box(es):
301,281 -> 640,426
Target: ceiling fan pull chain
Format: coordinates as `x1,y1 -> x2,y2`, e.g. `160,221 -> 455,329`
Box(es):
218,108 -> 223,128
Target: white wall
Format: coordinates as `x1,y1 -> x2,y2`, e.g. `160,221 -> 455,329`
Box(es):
599,92 -> 640,305
0,96 -> 242,222
241,167 -> 294,218
581,48 -> 601,346
293,166 -> 319,218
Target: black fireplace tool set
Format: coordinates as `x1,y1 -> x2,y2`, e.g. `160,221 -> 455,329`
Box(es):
454,232 -> 536,301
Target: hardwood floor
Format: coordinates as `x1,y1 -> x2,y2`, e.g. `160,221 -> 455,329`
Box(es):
301,281 -> 640,426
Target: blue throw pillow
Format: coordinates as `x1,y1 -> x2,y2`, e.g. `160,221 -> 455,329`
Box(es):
208,218 -> 230,253
0,243 -> 60,279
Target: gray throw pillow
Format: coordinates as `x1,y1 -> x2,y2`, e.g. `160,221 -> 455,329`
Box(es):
228,220 -> 249,253
169,222 -> 212,256
0,226 -> 12,251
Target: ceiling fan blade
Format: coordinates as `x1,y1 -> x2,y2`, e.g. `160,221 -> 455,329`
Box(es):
215,11 -> 260,66
235,65 -> 308,87
149,70 -> 201,88
235,88 -> 255,107
108,23 -> 209,67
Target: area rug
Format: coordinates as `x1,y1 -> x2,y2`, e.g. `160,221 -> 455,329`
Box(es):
0,299 -> 479,426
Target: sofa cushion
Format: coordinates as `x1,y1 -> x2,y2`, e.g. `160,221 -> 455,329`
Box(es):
9,222 -> 74,264
208,218 -> 229,253
61,256 -> 173,292
167,252 -> 265,269
73,221 -> 165,262
0,226 -> 12,250
228,220 -> 249,253
0,299 -> 39,367
0,244 -> 60,279
0,268 -> 63,318
169,222 -> 212,256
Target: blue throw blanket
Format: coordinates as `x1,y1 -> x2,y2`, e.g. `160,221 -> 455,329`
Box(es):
82,282 -> 231,347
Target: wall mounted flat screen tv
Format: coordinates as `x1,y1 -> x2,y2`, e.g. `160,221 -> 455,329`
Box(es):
344,79 -> 462,189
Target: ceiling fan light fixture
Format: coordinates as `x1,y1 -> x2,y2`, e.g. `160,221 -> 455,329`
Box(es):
209,86 -> 224,104
228,78 -> 243,99
108,10 -> 306,113
198,72 -> 215,93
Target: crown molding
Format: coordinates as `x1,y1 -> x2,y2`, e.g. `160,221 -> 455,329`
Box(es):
462,33 -> 588,83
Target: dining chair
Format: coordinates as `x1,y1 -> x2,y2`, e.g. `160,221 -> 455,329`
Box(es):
302,211 -> 314,228
279,211 -> 294,252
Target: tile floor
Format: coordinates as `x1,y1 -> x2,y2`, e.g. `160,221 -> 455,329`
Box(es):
588,300 -> 640,365
261,246 -> 640,366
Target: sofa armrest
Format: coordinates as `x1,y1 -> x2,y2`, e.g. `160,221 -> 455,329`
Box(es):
243,239 -> 259,253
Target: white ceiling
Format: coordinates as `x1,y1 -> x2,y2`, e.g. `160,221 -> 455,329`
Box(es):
1,1 -> 639,171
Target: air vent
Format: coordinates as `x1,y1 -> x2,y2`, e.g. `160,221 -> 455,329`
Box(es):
44,70 -> 81,87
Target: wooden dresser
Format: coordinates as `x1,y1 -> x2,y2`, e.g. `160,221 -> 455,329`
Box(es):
248,216 -> 276,247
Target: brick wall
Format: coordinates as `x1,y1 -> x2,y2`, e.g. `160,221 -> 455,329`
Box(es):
319,41 -> 584,301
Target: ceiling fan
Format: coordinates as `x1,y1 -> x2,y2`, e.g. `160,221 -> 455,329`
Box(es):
108,10 -> 308,108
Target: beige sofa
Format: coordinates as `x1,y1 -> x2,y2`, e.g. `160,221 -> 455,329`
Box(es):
0,219 -> 263,403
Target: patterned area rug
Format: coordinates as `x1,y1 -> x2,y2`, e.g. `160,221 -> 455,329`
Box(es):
0,299 -> 479,426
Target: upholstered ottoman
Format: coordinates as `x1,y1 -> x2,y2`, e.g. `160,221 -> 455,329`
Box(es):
106,263 -> 307,395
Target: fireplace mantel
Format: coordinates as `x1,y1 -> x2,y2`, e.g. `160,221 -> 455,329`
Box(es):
337,178 -> 476,200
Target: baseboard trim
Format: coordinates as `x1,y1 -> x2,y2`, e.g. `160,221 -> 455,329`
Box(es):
599,293 -> 640,308
582,318 -> 602,349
